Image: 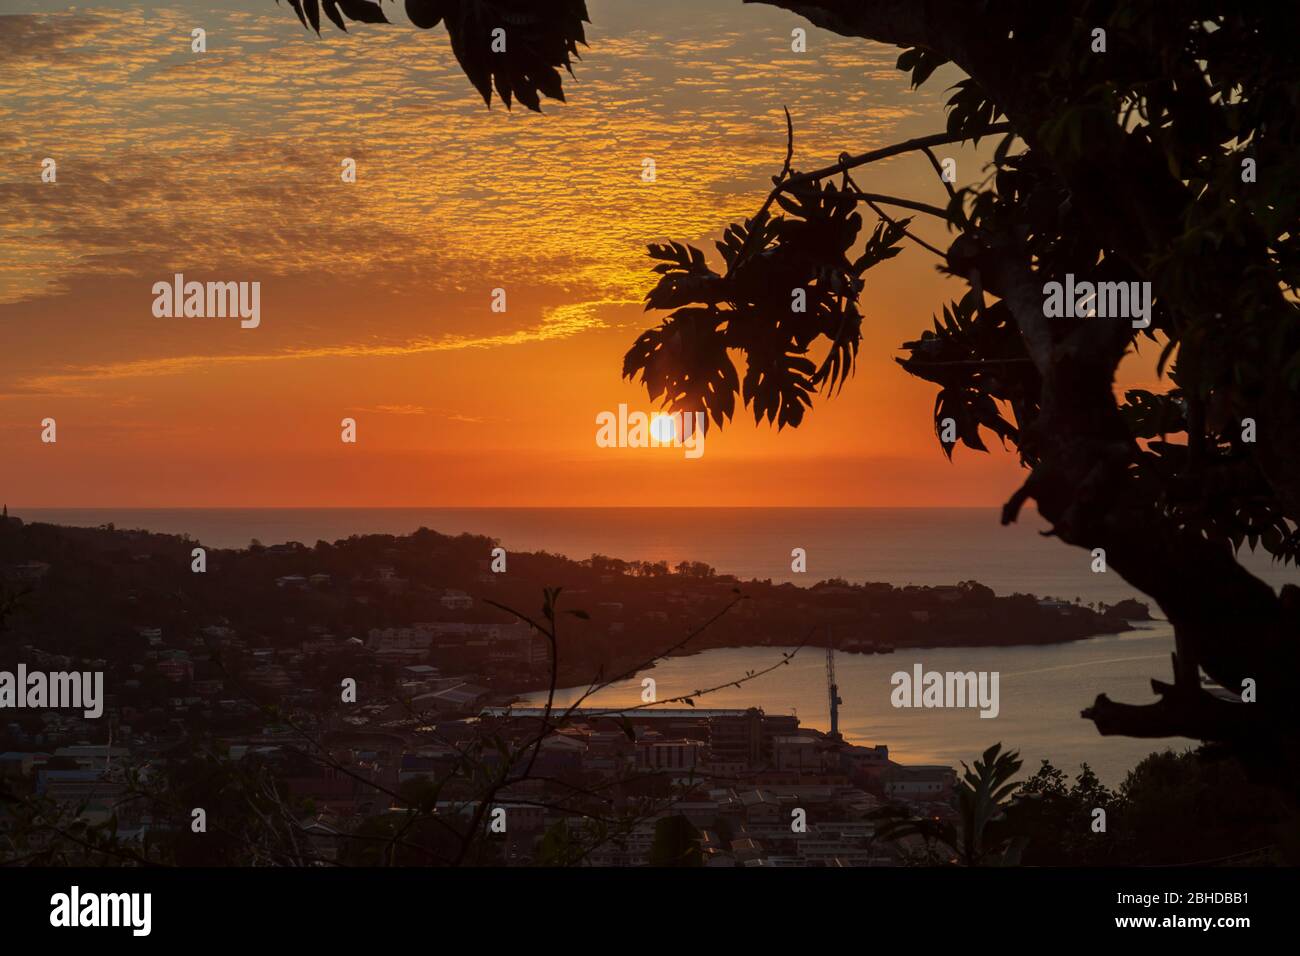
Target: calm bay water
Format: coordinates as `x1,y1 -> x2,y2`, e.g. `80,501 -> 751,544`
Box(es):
519,626 -> 1180,786
20,508 -> 1291,785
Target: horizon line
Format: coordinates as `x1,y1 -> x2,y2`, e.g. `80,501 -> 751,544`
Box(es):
11,504 -> 1004,512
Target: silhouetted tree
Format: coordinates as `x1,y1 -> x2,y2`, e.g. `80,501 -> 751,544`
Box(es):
276,0 -> 589,112
648,814 -> 704,867
873,743 -> 1026,866
620,6 -> 1300,778
1008,760 -> 1121,866
618,3 -> 1300,775
277,3 -> 1300,784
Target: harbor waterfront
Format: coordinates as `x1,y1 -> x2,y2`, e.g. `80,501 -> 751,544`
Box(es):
516,623 -> 1181,786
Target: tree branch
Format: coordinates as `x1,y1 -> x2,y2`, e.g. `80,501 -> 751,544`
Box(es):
777,123 -> 1011,195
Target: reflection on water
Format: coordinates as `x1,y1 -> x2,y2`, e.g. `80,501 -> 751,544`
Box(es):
521,624 -> 1188,786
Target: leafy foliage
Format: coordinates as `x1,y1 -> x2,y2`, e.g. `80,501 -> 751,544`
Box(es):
277,0 -> 589,111
623,181 -> 907,430
1007,760 -> 1120,866
872,743 -> 1026,866
626,6 -> 1300,578
279,0 -> 388,33
871,746 -> 1295,865
898,291 -> 1032,460
271,0 -> 1300,754
895,46 -> 947,90
648,814 -> 704,867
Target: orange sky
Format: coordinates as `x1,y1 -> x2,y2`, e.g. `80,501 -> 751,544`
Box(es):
0,1 -> 1163,507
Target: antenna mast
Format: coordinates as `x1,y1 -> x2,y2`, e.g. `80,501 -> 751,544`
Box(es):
826,626 -> 842,741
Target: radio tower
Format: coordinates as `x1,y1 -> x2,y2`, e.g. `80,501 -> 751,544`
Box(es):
826,627 -> 843,741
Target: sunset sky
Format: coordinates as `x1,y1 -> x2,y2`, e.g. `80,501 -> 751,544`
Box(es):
0,1 -> 1157,507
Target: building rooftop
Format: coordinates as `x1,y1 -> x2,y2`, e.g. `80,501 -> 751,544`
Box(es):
480,706 -> 754,719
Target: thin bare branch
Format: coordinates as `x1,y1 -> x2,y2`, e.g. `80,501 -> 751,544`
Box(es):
778,123 -> 1011,193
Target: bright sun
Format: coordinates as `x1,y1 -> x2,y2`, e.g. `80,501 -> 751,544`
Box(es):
649,414 -> 677,443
